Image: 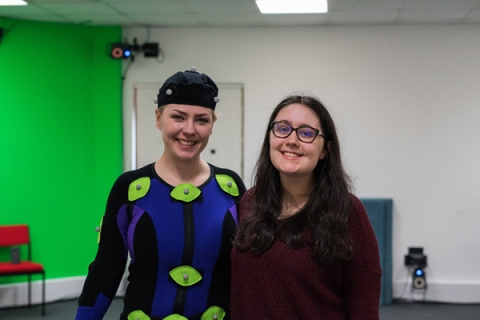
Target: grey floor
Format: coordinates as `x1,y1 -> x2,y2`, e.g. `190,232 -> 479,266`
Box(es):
1,298 -> 480,319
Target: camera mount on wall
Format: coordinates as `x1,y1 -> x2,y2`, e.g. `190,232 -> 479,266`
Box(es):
405,247 -> 427,267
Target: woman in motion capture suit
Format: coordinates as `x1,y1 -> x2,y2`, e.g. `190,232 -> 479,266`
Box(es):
75,67 -> 246,320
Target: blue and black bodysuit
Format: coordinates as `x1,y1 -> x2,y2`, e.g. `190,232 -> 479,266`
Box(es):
75,163 -> 246,320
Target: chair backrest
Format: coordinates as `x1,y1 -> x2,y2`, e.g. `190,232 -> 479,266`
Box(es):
0,224 -> 30,247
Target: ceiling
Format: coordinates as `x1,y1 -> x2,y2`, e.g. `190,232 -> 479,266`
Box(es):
1,0 -> 480,27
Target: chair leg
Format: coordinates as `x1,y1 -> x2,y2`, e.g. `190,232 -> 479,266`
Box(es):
28,274 -> 32,308
42,272 -> 46,317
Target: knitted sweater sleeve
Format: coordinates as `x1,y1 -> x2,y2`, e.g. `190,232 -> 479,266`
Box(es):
343,195 -> 382,319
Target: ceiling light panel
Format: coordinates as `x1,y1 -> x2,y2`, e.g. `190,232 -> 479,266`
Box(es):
0,0 -> 28,6
256,0 -> 328,14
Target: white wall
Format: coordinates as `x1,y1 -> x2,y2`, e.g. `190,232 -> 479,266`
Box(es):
122,25 -> 480,303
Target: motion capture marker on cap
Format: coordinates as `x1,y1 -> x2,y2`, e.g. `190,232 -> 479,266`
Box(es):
156,67 -> 219,110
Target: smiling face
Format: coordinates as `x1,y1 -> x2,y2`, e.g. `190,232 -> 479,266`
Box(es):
156,104 -> 214,163
269,103 -> 327,180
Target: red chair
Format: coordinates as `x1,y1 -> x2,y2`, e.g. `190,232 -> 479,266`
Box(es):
0,224 -> 45,316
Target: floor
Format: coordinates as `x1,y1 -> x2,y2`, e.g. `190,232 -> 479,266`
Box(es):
0,298 -> 480,319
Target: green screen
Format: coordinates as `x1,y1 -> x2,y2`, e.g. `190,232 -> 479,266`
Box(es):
0,18 -> 123,283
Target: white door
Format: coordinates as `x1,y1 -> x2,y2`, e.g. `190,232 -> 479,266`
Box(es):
133,83 -> 244,179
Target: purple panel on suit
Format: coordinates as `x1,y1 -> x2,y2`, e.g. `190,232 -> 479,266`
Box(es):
128,205 -> 145,263
229,204 -> 238,226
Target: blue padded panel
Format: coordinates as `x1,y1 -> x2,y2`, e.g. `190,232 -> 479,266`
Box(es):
360,198 -> 393,306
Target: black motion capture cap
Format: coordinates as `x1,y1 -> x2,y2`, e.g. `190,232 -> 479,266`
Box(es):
155,67 -> 219,110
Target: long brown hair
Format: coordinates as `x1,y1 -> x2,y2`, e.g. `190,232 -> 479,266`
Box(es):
234,94 -> 353,264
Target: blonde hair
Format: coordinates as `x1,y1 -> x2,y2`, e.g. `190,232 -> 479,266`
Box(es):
157,105 -> 217,122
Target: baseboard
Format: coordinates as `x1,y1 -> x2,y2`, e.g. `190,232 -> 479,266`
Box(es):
5,277 -> 478,308
0,275 -> 127,309
393,281 -> 480,303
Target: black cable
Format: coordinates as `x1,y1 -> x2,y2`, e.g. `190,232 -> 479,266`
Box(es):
398,266 -> 412,301
122,58 -> 134,81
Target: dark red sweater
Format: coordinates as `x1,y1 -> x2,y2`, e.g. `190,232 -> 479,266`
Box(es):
231,191 -> 382,320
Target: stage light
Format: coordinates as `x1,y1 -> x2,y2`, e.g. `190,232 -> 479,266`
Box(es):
110,43 -> 132,59
108,41 -> 159,60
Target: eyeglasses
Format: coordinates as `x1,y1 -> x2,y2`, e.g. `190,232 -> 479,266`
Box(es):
271,121 -> 324,143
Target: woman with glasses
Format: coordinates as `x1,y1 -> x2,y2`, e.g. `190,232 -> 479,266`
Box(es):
231,94 -> 381,319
